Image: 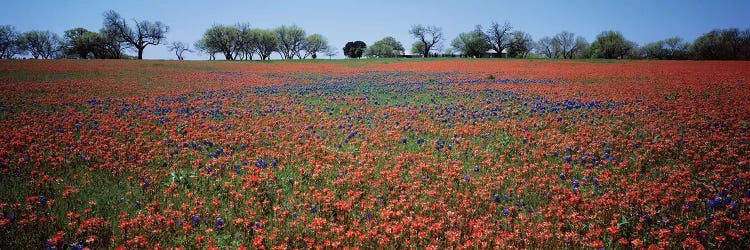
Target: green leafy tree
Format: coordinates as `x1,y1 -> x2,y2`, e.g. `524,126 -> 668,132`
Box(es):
591,30 -> 633,59
303,34 -> 330,59
364,36 -> 404,58
62,27 -> 101,59
253,29 -> 278,60
18,30 -> 62,59
451,26 -> 491,58
410,41 -> 425,56
691,28 -> 750,60
343,41 -> 366,58
200,25 -> 239,60
275,25 -> 306,59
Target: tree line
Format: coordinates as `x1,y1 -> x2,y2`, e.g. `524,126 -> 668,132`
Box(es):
1,11 -> 749,60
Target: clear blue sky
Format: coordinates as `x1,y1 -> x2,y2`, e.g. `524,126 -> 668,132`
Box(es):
1,0 -> 748,59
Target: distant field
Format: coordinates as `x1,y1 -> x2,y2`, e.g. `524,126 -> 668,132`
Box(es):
1,59 -> 749,249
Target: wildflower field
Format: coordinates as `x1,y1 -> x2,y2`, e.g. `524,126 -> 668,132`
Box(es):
0,59 -> 749,249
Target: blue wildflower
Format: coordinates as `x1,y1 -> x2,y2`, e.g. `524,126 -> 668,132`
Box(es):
69,242 -> 84,250
310,205 -> 318,213
191,215 -> 200,226
135,200 -> 141,209
493,194 -> 501,203
473,166 -> 479,173
564,155 -> 572,163
256,158 -> 268,168
39,195 -> 47,207
215,217 -> 225,230
502,208 -> 510,216
559,173 -> 566,180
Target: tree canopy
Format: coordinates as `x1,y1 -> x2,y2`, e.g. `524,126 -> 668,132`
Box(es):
343,41 -> 366,58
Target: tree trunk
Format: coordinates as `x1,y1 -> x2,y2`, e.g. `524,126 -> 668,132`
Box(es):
137,47 -> 144,60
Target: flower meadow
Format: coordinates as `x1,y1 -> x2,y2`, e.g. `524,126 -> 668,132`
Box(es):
1,59 -> 749,249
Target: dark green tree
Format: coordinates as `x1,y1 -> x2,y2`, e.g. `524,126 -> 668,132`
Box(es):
343,41 -> 366,58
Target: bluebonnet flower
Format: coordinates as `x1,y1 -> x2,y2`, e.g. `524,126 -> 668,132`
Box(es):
401,138 -> 407,144
493,194 -> 501,203
553,151 -> 559,157
288,178 -> 294,184
310,205 -> 318,213
135,200 -> 141,209
643,214 -> 652,222
69,242 -> 84,250
191,215 -> 200,226
473,166 -> 480,173
564,155 -> 572,163
730,201 -> 738,210
464,175 -> 471,182
366,213 -> 373,220
421,175 -> 427,182
142,179 -> 151,188
707,214 -> 714,222
256,158 -> 268,168
732,178 -> 740,187
573,187 -> 578,195
707,199 -> 718,210
502,208 -> 510,216
559,173 -> 566,180
39,195 -> 47,207
292,212 -> 299,218
416,138 -> 424,145
215,217 -> 225,230
572,179 -> 579,188
592,177 -> 599,186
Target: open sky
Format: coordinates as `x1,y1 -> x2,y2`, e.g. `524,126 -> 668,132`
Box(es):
2,0 -> 749,60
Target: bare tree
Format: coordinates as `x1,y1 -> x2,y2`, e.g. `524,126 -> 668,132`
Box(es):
0,25 -> 22,59
324,46 -> 338,59
486,21 -> 512,58
535,36 -> 558,59
409,24 -> 443,57
103,10 -> 169,59
168,41 -> 190,60
555,31 -> 587,59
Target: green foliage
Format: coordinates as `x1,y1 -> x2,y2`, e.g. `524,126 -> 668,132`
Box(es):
18,30 -> 62,59
592,30 -> 634,59
275,25 -> 307,59
343,41 -> 366,58
451,27 -> 491,58
303,33 -> 330,59
199,25 -> 240,60
364,37 -> 404,58
691,28 -> 750,60
410,41 -> 425,56
508,31 -> 534,58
